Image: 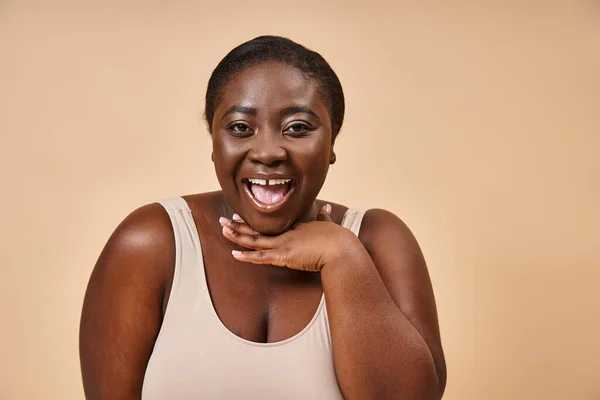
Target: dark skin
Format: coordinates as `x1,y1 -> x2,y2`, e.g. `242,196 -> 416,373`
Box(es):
79,61 -> 446,399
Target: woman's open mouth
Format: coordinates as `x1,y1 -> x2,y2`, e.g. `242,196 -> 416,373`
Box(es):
242,178 -> 296,211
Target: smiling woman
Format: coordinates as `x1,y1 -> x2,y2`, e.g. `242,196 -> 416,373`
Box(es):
79,36 -> 446,400
212,60 -> 335,234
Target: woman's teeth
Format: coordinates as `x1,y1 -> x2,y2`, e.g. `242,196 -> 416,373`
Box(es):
248,178 -> 292,185
245,178 -> 294,206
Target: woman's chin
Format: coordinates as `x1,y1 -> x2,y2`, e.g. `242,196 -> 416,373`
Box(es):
250,221 -> 291,236
242,214 -> 295,236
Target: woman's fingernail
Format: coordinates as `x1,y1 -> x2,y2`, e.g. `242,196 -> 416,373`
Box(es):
232,214 -> 243,222
325,204 -> 332,214
232,250 -> 243,256
223,225 -> 234,234
219,217 -> 229,226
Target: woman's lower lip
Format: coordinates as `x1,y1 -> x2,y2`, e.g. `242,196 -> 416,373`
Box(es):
242,183 -> 295,212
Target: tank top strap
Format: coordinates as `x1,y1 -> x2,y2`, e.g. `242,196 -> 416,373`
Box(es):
155,196 -> 205,316
157,196 -> 190,212
340,208 -> 367,236
156,196 -> 203,261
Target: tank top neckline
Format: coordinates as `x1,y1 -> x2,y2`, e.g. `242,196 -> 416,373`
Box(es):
177,196 -> 354,348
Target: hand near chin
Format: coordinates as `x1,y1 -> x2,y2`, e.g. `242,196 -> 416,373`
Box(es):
219,205 -> 357,272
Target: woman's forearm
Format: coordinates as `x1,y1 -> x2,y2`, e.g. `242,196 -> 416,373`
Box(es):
321,238 -> 442,400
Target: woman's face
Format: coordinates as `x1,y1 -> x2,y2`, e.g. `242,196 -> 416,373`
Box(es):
211,61 -> 334,235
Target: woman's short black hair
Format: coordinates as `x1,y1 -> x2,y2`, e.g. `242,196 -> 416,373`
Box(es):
204,35 -> 345,139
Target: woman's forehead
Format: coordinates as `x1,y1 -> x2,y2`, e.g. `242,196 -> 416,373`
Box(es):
216,62 -> 327,113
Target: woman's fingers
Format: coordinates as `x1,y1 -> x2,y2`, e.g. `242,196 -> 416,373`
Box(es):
232,249 -> 287,267
221,205 -> 331,255
316,204 -> 333,222
219,217 -> 274,250
219,216 -> 255,235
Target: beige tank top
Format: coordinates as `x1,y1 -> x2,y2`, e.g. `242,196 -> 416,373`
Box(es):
142,197 -> 365,400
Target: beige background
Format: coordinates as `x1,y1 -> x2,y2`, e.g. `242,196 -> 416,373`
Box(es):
1,1 -> 599,399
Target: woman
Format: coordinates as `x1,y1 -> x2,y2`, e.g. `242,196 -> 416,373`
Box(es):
79,36 -> 446,399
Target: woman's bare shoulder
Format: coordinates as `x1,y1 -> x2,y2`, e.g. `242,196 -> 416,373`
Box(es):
121,191 -> 218,241
88,201 -> 177,298
79,201 -> 177,398
109,202 -> 175,256
356,208 -> 415,244
103,192 -> 220,276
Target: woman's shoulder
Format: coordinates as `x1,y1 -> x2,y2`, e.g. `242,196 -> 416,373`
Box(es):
115,201 -> 175,244
98,202 -> 176,276
356,208 -> 420,256
142,191 -> 220,219
84,201 -> 179,325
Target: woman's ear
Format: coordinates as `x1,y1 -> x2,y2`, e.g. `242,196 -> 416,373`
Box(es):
330,133 -> 337,165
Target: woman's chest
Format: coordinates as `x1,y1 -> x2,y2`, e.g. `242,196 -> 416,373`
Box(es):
201,242 -> 324,344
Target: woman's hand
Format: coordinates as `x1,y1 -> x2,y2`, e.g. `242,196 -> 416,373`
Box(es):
219,205 -> 359,272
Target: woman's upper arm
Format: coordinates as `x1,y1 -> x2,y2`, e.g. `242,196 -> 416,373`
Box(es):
359,208 -> 447,392
79,203 -> 174,400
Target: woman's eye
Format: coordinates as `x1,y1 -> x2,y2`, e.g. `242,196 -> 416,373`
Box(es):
227,123 -> 253,135
231,124 -> 249,132
285,123 -> 312,135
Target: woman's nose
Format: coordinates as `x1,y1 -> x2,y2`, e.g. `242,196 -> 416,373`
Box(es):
247,134 -> 288,166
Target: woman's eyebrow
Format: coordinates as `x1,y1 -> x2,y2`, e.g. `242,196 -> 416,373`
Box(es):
280,106 -> 320,121
221,105 -> 257,120
221,105 -> 320,121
